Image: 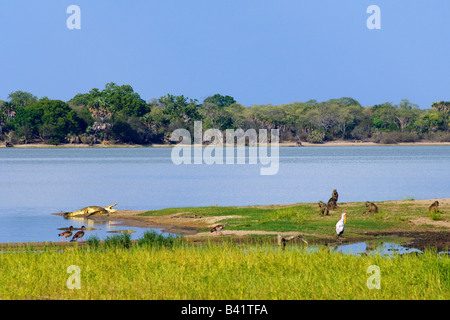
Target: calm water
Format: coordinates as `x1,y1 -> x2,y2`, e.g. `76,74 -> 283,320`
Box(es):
0,146 -> 449,243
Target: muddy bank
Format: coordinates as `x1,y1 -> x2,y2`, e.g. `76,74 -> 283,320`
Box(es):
361,231 -> 450,252
81,210 -> 450,251
32,198 -> 450,252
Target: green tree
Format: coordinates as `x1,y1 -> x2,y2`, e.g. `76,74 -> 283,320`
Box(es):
203,94 -> 236,108
102,82 -> 149,117
159,94 -> 201,124
7,91 -> 38,108
12,100 -> 83,144
414,111 -> 445,134
371,103 -> 399,131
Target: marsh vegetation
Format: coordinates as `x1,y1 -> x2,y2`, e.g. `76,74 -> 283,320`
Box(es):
0,200 -> 448,300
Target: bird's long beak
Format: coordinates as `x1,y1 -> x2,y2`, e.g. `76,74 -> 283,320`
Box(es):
344,215 -> 347,224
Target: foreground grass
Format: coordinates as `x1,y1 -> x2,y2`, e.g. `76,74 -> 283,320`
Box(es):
0,239 -> 449,300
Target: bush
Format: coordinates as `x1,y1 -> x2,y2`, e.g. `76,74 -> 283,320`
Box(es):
428,131 -> 450,142
86,235 -> 101,248
104,233 -> 132,249
378,131 -> 420,144
306,130 -> 325,144
430,211 -> 444,221
137,230 -> 182,248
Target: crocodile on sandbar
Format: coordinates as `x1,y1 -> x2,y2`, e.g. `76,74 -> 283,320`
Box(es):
63,203 -> 118,218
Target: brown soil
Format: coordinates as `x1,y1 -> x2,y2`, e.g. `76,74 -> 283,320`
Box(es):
362,231 -> 450,252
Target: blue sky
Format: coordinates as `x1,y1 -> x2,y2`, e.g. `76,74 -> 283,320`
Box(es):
0,0 -> 449,108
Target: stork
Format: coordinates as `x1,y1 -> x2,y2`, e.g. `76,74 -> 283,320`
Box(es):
336,213 -> 346,243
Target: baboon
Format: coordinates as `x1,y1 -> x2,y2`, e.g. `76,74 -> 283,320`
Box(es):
327,189 -> 338,210
327,198 -> 338,210
429,201 -> 439,214
318,201 -> 329,215
332,189 -> 338,202
364,201 -> 378,214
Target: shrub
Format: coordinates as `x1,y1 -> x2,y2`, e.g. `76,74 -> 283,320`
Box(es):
306,130 -> 325,144
104,233 -> 132,249
137,230 -> 182,248
428,131 -> 450,142
378,131 -> 420,144
430,210 -> 444,221
86,235 -> 101,248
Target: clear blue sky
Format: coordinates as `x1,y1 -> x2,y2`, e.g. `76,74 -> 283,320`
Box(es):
1,0 -> 449,108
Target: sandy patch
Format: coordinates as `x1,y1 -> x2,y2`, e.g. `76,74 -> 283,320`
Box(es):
410,217 -> 450,229
384,198 -> 450,206
189,230 -> 315,238
83,211 -> 244,235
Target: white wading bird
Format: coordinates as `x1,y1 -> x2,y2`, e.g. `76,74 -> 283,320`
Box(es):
336,213 -> 346,243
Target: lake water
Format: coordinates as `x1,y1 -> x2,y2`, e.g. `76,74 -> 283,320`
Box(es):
0,146 -> 449,243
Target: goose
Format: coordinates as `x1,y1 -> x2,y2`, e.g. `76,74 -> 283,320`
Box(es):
211,222 -> 227,236
58,226 -> 74,242
336,213 -> 346,242
71,226 -> 86,242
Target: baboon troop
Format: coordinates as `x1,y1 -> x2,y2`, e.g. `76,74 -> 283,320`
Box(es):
318,201 -> 329,216
317,189 -> 338,215
428,201 -> 440,213
363,201 -> 378,214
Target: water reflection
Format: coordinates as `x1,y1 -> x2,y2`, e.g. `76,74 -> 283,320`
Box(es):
330,242 -> 423,257
57,216 -> 165,241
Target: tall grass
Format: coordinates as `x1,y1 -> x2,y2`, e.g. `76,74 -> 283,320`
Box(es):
0,241 -> 448,300
85,231 -> 184,250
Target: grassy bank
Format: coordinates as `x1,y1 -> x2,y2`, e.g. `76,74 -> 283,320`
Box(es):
0,238 -> 448,300
139,199 -> 449,244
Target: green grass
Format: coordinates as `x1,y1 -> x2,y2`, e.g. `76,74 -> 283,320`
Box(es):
0,242 -> 448,300
86,231 -> 184,249
0,200 -> 446,299
141,206 -> 239,217
140,200 -> 447,239
430,211 -> 444,221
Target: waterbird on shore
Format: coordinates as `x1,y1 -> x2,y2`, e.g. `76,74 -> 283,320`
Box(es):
58,226 -> 74,242
336,213 -> 346,243
277,234 -> 308,249
211,222 -> 227,236
71,226 -> 86,242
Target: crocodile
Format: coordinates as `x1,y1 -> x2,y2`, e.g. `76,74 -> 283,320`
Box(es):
63,203 -> 118,218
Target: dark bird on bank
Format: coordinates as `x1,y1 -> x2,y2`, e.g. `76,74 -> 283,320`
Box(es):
211,223 -> 227,236
58,226 -> 74,242
71,226 -> 86,243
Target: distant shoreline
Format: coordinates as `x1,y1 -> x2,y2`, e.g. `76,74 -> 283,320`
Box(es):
1,140 -> 450,149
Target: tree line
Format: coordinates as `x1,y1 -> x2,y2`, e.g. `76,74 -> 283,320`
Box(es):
1,82 -> 449,146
